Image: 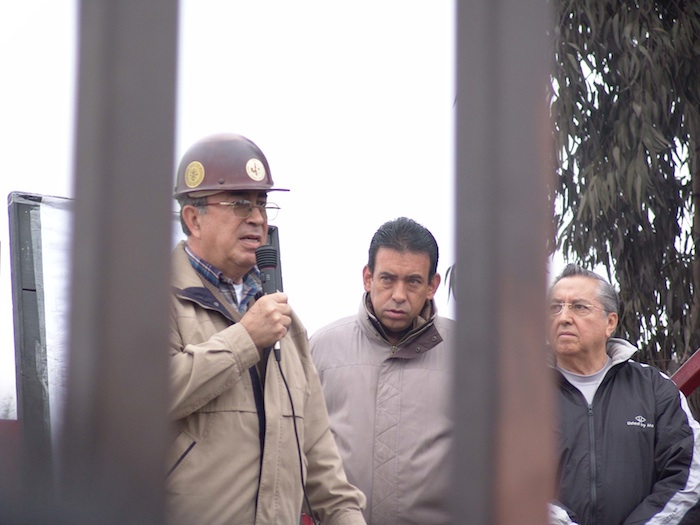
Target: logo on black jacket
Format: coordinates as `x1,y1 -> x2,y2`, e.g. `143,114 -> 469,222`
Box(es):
626,415 -> 654,429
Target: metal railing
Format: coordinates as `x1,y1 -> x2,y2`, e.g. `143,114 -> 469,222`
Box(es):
672,349 -> 700,397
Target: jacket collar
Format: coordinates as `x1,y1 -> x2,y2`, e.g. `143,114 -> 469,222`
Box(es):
606,337 -> 638,365
171,241 -> 240,322
359,292 -> 443,358
172,240 -> 205,290
548,337 -> 638,369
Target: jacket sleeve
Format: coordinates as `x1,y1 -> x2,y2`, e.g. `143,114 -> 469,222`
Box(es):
168,304 -> 260,419
623,374 -> 700,525
549,502 -> 579,525
293,319 -> 367,525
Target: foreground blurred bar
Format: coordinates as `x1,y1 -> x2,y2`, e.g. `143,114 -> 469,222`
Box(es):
452,1 -> 556,523
21,2 -> 178,524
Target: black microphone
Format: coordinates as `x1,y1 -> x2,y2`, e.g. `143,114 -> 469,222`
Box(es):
256,245 -> 282,360
256,245 -> 280,294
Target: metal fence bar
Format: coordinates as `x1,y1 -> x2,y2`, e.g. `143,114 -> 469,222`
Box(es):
56,2 -> 178,524
452,1 -> 556,523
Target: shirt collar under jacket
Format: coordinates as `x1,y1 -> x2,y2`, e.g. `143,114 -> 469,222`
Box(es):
184,243 -> 262,314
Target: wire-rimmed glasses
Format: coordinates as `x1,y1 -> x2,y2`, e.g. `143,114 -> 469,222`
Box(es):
203,200 -> 280,221
548,302 -> 604,317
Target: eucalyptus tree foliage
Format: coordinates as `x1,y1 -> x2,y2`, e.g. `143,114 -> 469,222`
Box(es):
549,0 -> 700,371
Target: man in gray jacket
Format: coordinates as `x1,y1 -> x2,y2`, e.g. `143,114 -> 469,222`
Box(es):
310,217 -> 456,525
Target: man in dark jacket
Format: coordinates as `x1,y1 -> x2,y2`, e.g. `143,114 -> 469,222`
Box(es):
548,263 -> 700,525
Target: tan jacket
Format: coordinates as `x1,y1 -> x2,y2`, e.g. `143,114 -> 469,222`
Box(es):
166,242 -> 366,525
310,296 -> 455,525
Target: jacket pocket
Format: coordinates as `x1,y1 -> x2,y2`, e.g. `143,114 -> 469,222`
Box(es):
166,431 -> 196,478
280,384 -> 307,419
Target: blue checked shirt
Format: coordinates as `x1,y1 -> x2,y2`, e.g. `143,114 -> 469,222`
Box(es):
184,244 -> 262,314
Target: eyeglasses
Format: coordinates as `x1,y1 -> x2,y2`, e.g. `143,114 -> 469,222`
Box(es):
548,302 -> 604,317
203,200 -> 280,221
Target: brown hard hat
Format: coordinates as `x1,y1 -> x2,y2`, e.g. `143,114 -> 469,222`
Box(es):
174,133 -> 289,198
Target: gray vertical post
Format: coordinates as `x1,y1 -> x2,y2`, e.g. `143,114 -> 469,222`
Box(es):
57,2 -> 178,524
8,194 -> 52,507
452,1 -> 556,523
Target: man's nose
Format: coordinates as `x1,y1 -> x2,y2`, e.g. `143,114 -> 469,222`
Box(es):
557,305 -> 574,322
246,206 -> 266,224
392,282 -> 407,302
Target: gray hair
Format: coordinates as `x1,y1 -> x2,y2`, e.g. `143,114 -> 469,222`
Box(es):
550,263 -> 620,314
176,194 -> 208,236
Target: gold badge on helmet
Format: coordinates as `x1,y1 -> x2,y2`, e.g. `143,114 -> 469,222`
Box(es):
184,161 -> 205,188
246,158 -> 266,182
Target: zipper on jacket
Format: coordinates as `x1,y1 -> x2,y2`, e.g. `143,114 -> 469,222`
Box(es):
587,403 -> 597,525
249,366 -> 266,516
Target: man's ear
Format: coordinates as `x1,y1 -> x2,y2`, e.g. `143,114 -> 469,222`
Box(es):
426,273 -> 441,300
182,205 -> 202,238
605,312 -> 618,338
363,265 -> 372,292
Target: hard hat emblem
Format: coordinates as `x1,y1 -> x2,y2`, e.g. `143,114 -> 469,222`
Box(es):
184,161 -> 205,188
246,158 -> 266,182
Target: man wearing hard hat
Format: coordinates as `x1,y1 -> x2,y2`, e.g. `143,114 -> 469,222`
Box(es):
166,133 -> 366,525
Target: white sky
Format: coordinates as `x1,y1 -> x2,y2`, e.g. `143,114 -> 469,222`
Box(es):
0,1 -> 457,417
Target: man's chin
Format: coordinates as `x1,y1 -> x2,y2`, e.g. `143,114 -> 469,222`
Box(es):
381,321 -> 411,338
555,346 -> 580,358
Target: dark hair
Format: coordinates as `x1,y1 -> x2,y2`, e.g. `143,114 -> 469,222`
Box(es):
368,217 -> 439,279
176,194 -> 208,236
550,263 -> 620,314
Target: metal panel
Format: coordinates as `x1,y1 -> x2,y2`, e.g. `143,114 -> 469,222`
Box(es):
7,192 -> 53,504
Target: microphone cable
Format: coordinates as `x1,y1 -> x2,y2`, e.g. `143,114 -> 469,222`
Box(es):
274,350 -> 318,525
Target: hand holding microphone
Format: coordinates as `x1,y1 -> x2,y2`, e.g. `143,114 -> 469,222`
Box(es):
238,245 -> 289,354
240,293 -> 290,351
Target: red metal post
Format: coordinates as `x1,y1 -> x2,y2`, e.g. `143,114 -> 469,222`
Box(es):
0,420 -> 21,499
671,349 -> 700,397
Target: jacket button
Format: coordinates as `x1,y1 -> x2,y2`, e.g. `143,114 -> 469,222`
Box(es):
214,301 -> 219,307
415,347 -> 422,353
432,336 -> 438,341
